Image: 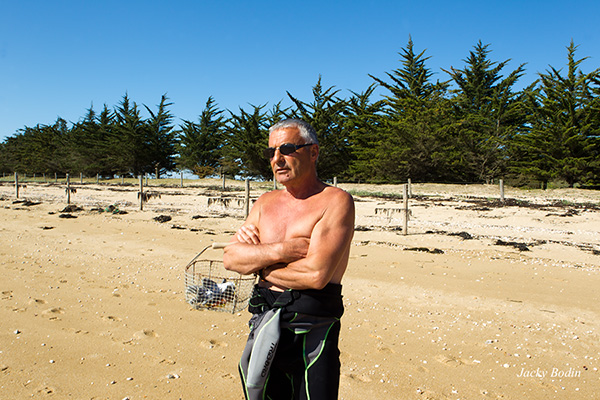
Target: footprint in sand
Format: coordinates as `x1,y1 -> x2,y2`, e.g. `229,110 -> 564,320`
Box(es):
133,329 -> 158,339
375,342 -> 395,353
68,328 -> 90,335
343,373 -> 372,383
41,307 -> 65,320
199,339 -> 228,349
435,354 -> 465,366
35,385 -> 55,395
1,290 -> 13,300
28,298 -> 47,305
101,315 -> 122,322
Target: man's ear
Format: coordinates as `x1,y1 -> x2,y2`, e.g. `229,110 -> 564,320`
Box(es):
310,144 -> 319,161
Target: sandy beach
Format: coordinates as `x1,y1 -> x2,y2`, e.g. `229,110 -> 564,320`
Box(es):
1,178 -> 599,399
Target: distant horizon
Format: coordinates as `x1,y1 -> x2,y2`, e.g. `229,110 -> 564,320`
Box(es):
2,0 -> 599,141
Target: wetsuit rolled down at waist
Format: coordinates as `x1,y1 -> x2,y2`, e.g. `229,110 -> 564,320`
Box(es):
239,283 -> 344,400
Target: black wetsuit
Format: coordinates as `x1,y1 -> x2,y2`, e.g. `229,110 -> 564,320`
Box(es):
239,283 -> 344,400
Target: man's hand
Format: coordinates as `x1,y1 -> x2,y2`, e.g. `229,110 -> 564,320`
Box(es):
236,224 -> 260,245
280,237 -> 310,263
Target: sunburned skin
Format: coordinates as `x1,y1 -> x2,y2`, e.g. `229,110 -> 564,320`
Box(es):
223,126 -> 355,291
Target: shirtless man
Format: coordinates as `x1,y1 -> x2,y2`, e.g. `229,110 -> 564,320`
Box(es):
223,119 -> 355,400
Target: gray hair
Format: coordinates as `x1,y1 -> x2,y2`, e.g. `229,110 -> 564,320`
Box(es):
269,119 -> 319,145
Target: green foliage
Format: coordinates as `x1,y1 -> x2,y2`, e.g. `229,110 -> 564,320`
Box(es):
511,41 -> 600,187
177,96 -> 225,177
68,104 -> 115,177
225,104 -> 272,179
366,37 -> 452,182
344,84 -> 386,182
145,94 -> 177,178
286,76 -> 349,180
443,40 -> 526,182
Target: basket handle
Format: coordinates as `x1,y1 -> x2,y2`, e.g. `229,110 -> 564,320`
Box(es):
187,242 -> 230,265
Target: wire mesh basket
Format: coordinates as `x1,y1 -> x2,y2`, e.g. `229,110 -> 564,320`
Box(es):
184,243 -> 256,313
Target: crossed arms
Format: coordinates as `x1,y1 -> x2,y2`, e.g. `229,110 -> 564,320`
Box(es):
222,190 -> 355,290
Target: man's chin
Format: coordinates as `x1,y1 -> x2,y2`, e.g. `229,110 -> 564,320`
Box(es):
275,171 -> 292,182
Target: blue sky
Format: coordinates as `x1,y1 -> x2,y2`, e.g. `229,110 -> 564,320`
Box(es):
1,0 -> 599,142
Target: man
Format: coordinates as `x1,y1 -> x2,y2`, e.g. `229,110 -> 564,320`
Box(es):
223,119 -> 355,400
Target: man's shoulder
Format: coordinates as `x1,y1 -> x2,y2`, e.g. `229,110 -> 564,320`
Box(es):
322,185 -> 354,203
257,189 -> 283,202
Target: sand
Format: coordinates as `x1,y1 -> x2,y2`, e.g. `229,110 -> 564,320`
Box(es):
1,179 -> 599,399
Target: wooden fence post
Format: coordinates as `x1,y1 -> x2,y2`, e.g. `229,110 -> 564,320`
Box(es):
139,175 -> 144,211
222,174 -> 226,191
408,178 -> 412,197
273,179 -> 277,190
55,172 -> 57,183
244,178 -> 250,218
499,179 -> 505,203
180,172 -> 184,188
66,174 -> 71,204
80,172 -> 83,184
333,177 -> 337,187
403,183 -> 409,235
14,172 -> 19,199
96,173 -> 99,184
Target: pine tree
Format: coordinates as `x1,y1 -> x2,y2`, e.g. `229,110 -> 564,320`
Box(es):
344,84 -> 386,182
112,94 -> 147,176
177,96 -> 225,177
225,104 -> 271,179
369,37 -> 451,182
145,94 -> 177,178
443,40 -> 526,182
286,76 -> 348,180
513,41 -> 600,187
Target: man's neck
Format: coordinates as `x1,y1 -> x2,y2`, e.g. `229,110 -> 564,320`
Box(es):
282,177 -> 326,200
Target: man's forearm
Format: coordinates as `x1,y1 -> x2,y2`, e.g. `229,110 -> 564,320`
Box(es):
223,237 -> 309,275
262,257 -> 334,290
223,241 -> 283,275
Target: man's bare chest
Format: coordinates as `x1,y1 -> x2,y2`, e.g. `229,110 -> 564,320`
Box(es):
258,198 -> 325,243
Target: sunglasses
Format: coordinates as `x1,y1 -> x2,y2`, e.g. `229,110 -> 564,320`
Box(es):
263,143 -> 314,159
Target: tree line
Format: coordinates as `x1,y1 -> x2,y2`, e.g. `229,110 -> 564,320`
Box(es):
1,39 -> 599,188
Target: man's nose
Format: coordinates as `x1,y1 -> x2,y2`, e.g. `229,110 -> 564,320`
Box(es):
272,148 -> 285,163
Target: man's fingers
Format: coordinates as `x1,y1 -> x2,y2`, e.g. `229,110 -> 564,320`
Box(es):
236,225 -> 260,245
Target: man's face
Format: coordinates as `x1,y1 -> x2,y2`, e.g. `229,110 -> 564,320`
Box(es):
268,127 -> 315,185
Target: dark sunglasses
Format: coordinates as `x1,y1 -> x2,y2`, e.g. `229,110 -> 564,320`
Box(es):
263,143 -> 314,159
